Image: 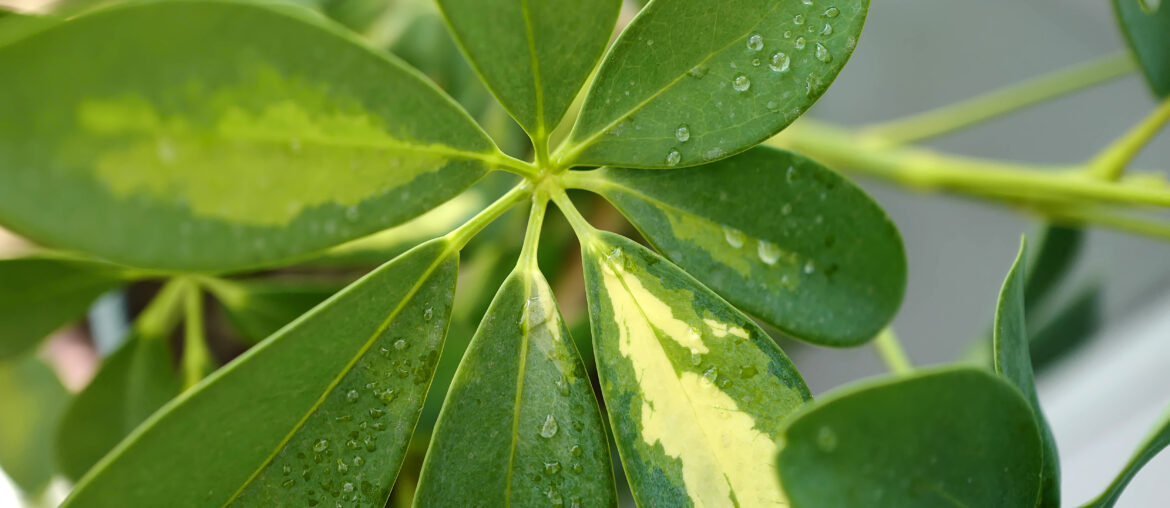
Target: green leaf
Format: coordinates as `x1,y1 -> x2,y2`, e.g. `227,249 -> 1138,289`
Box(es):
0,255 -> 127,359
557,0 -> 868,168
206,277 -> 345,344
55,281 -> 187,481
415,268 -> 616,507
63,238 -> 459,507
0,10 -> 58,47
573,146 -> 905,346
1030,284 -> 1101,373
580,230 -> 810,506
1113,0 -> 1170,97
994,238 -> 1060,508
776,368 -> 1044,507
1024,225 -> 1084,311
0,0 -> 501,271
1083,405 -> 1170,508
436,0 -> 620,141
0,355 -> 69,495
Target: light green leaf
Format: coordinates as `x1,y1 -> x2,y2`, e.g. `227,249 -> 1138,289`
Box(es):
436,0 -> 620,141
776,368 -> 1044,508
580,230 -> 809,507
205,277 -> 345,344
55,280 -> 187,481
1083,405 -> 1170,508
415,268 -> 615,507
0,255 -> 127,359
0,355 -> 69,495
0,0 -> 501,271
994,238 -> 1060,508
63,238 -> 459,507
1113,0 -> 1170,97
557,0 -> 868,168
571,146 -> 905,346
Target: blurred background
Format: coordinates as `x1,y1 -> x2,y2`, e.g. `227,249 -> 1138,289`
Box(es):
0,0 -> 1167,506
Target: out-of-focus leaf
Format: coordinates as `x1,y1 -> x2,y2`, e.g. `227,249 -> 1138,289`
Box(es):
993,238 -> 1059,507
0,355 -> 69,495
205,277 -> 344,344
1024,225 -> 1083,311
63,239 -> 459,507
572,146 -> 905,346
776,368 -> 1044,508
0,10 -> 58,47
1083,405 -> 1170,507
580,229 -> 809,506
1113,0 -> 1170,97
55,280 -> 186,481
1030,284 -> 1101,373
0,255 -> 127,359
0,0 -> 500,271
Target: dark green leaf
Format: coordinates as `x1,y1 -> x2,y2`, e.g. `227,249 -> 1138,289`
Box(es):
580,230 -> 810,506
0,255 -> 127,359
1030,284 -> 1101,373
0,355 -> 69,495
777,368 -> 1044,508
63,238 -> 459,507
1113,0 -> 1170,97
1024,225 -> 1084,311
416,268 -> 615,506
55,281 -> 187,481
0,0 -> 501,271
572,146 -> 905,346
557,0 -> 868,168
994,238 -> 1060,508
1083,406 -> 1170,508
206,277 -> 344,344
437,0 -> 620,140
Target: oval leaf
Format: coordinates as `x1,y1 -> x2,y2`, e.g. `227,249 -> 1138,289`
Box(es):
1113,0 -> 1170,97
0,1 -> 499,271
994,238 -> 1060,507
63,239 -> 458,507
777,368 -> 1044,508
580,230 -> 810,506
0,256 -> 127,359
558,0 -> 868,168
437,0 -> 620,139
574,146 -> 904,346
0,356 -> 69,495
416,268 -> 616,507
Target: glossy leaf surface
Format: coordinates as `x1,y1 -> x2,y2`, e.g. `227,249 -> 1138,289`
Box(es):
580,230 -> 809,506
0,256 -> 127,359
0,0 -> 498,271
207,277 -> 344,343
64,239 -> 458,507
416,268 -> 615,507
55,281 -> 186,481
574,146 -> 904,346
437,0 -> 620,139
559,0 -> 868,168
1113,0 -> 1170,97
777,368 -> 1043,508
994,239 -> 1059,507
0,356 -> 69,494
1084,406 -> 1170,507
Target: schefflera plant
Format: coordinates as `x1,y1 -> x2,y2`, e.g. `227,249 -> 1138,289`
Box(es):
0,0 -> 915,506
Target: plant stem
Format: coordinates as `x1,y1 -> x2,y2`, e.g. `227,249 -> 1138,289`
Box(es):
181,279 -> 213,390
1086,97 -> 1170,181
873,328 -> 913,375
517,195 -> 548,271
548,188 -> 596,241
494,152 -> 541,179
136,278 -> 188,338
859,53 -> 1136,146
446,182 -> 532,250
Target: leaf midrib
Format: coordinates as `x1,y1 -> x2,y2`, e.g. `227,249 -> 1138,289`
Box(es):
502,274 -> 535,506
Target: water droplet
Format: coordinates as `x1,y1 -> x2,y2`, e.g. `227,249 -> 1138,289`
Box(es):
393,339 -> 407,350
665,149 -> 681,166
342,482 -> 354,493
757,241 -> 782,266
704,147 -> 725,160
546,486 -> 563,506
313,439 -> 329,453
369,408 -> 384,419
688,65 -> 708,79
570,445 -> 583,457
801,0 -> 813,5
794,37 -> 807,50
544,461 -> 562,475
353,455 -> 364,467
769,52 -> 790,72
702,366 -> 719,386
572,463 -> 584,474
739,365 -> 759,378
824,7 -> 840,18
345,206 -> 359,222
815,43 -> 832,62
781,203 -> 793,215
821,23 -> 834,36
817,426 -> 838,452
675,124 -> 691,143
540,415 -> 559,438
746,33 -> 764,51
805,72 -> 822,96
752,58 -> 761,67
337,459 -> 348,473
378,389 -> 397,405
783,30 -> 793,39
786,166 -> 798,182
723,226 -> 745,248
346,390 -> 359,402
793,14 -> 806,25
605,247 -> 623,261
690,348 -> 703,366
804,260 -> 816,274
282,478 -> 296,488
732,73 -> 751,92
363,436 -> 377,452
845,36 -> 857,51
766,100 -> 780,111
571,496 -> 582,508
556,378 -> 570,396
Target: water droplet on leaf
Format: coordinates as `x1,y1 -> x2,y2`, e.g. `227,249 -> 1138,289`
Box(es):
540,415 -> 559,438
769,52 -> 790,72
815,43 -> 832,62
723,226 -> 745,248
746,33 -> 764,51
732,74 -> 751,92
665,149 -> 681,166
